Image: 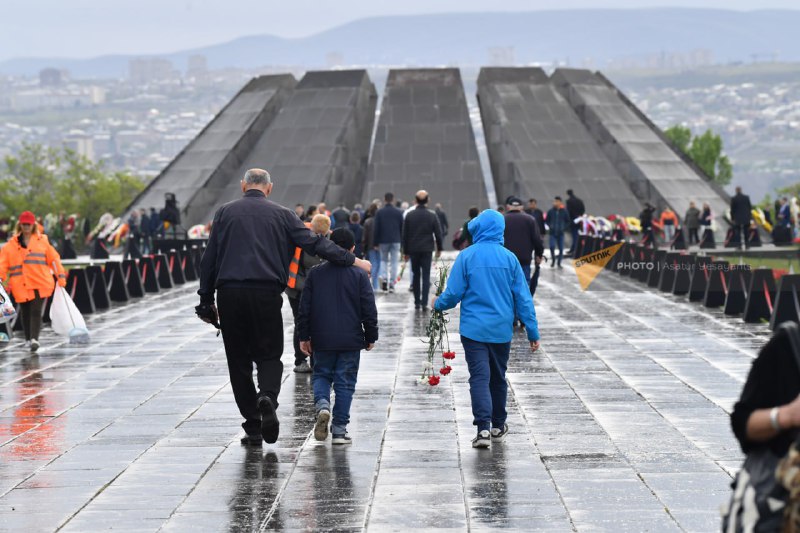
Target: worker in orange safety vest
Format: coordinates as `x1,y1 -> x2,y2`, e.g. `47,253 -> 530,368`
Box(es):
0,211 -> 67,352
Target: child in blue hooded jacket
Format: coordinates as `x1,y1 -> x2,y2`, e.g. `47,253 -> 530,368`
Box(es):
433,209 -> 540,448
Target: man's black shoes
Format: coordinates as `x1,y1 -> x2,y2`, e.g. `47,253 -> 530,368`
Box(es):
258,396 -> 280,444
240,433 -> 263,446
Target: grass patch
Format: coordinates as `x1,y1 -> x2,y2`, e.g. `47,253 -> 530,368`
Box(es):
725,255 -> 799,272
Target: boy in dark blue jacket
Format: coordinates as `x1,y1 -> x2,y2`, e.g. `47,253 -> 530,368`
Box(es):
298,228 -> 379,445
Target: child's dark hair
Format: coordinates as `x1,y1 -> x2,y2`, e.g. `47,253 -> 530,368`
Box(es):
331,228 -> 355,250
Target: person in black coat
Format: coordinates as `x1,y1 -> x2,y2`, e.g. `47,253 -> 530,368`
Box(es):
730,186 -> 753,249
504,197 -> 544,296
298,228 -> 378,445
402,190 -> 444,310
639,203 -> 657,249
565,189 -> 585,254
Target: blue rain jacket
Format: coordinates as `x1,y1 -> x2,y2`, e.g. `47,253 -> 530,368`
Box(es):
434,209 -> 540,343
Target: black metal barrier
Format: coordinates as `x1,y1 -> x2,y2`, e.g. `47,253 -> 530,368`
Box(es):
657,252 -> 682,292
672,255 -> 695,296
152,239 -> 207,255
724,267 -> 753,316
770,275 -> 800,330
579,236 -> 790,332
153,254 -> 174,289
167,250 -> 186,285
122,259 -> 145,298
138,256 -> 160,293
66,268 -> 96,315
104,262 -> 130,303
744,270 -> 776,324
85,265 -> 111,310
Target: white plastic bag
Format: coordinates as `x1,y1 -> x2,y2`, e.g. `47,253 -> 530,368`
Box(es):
0,284 -> 16,324
49,285 -> 90,343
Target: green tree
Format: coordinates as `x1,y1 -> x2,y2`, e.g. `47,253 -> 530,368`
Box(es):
0,144 -> 61,217
0,143 -> 145,223
663,126 -> 733,186
664,125 -> 692,153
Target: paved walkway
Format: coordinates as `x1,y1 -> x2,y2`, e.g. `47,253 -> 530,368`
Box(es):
0,259 -> 769,531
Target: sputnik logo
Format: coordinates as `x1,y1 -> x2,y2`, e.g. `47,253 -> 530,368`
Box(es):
572,243 -> 624,291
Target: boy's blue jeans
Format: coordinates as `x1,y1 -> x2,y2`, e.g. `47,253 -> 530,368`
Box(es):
312,350 -> 360,436
461,336 -> 511,433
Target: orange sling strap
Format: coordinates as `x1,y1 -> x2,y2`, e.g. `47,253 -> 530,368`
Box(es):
287,222 -> 312,289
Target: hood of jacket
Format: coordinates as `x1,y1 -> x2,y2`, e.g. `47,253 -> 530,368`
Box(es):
468,209 -> 504,245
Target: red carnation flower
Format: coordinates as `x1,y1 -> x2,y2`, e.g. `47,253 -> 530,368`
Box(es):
428,375 -> 440,386
443,351 -> 456,360
440,366 -> 452,375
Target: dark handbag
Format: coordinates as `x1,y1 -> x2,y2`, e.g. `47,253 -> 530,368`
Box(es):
722,321 -> 800,532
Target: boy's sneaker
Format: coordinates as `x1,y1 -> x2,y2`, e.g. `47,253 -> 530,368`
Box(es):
294,361 -> 312,373
472,430 -> 491,448
30,339 -> 39,352
332,433 -> 352,445
257,396 -> 280,444
491,424 -> 509,442
314,410 -> 330,441
388,285 -> 395,294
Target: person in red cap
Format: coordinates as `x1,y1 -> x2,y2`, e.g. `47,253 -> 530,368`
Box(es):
0,211 -> 67,352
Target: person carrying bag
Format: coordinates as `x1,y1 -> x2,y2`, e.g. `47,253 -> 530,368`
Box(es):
724,321 -> 800,531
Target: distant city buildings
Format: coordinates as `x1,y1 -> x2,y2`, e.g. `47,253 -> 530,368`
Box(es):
0,60 -> 796,203
129,58 -> 175,83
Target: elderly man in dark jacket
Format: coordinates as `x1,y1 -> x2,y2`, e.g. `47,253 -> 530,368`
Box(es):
197,168 -> 371,446
504,197 -> 544,296
730,186 -> 753,249
402,190 -> 444,310
373,192 -> 404,292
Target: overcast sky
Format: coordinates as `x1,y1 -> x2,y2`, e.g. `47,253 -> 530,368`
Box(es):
2,0 -> 797,60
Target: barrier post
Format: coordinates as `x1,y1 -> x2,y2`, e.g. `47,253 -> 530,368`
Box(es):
703,261 -> 730,308
744,269 -> 777,323
104,261 -> 130,303
122,259 -> 145,298
769,274 -> 800,330
65,268 -> 96,314
85,265 -> 111,310
167,250 -> 186,285
138,256 -> 161,293
723,267 -> 753,316
153,254 -> 174,289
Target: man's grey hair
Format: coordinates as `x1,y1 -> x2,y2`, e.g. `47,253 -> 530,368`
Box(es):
243,168 -> 271,185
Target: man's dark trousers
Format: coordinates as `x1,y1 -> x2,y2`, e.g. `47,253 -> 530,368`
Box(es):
732,224 -> 749,248
217,287 -> 284,434
410,252 -> 433,307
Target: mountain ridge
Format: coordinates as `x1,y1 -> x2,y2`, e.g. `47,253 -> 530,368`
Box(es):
3,8 -> 799,78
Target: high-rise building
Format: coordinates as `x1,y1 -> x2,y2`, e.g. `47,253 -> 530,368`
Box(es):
129,58 -> 175,83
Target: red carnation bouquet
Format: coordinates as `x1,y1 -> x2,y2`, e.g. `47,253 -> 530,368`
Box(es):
418,262 -> 455,387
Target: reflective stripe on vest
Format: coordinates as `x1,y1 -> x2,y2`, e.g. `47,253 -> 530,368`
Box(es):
287,247 -> 302,289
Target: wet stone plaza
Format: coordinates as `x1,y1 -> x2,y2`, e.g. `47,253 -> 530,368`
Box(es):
0,259 -> 769,532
